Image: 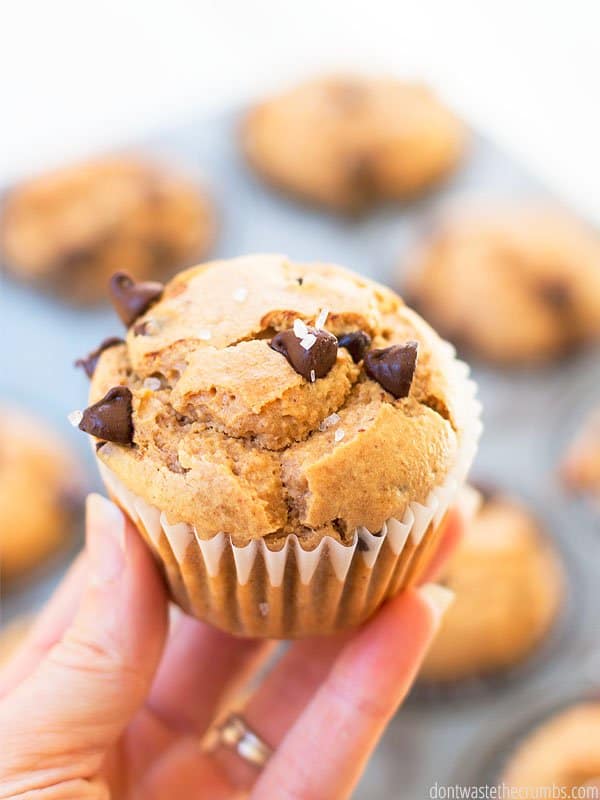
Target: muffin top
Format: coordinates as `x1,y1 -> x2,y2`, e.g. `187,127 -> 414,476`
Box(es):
81,255 -> 471,547
502,703 -> 600,793
0,156 -> 215,304
242,75 -> 466,212
0,407 -> 84,579
420,491 -> 564,683
404,206 -> 600,364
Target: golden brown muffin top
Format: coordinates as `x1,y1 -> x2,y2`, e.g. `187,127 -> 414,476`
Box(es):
243,75 -> 466,211
0,407 -> 84,579
420,492 -> 564,683
81,255 -> 471,547
405,206 -> 600,364
502,703 -> 600,794
0,156 -> 215,303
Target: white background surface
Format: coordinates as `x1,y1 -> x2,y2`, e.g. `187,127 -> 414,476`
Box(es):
1,0 -> 599,222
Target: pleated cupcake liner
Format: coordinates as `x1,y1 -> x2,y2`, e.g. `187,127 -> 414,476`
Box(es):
98,344 -> 482,638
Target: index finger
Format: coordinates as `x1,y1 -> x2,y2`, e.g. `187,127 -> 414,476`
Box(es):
251,583 -> 454,800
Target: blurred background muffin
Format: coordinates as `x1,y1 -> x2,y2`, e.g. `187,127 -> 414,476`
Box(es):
242,75 -> 466,212
501,702 -> 600,797
0,156 -> 216,304
562,407 -> 600,506
0,406 -> 84,583
404,206 -> 600,364
419,490 -> 565,685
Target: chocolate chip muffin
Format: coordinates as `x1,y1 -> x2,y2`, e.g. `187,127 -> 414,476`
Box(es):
0,156 -> 216,304
242,75 -> 466,212
404,207 -> 600,364
75,254 -> 481,637
1,407 -> 84,582
419,491 -> 564,684
502,703 -> 600,797
562,407 -> 600,503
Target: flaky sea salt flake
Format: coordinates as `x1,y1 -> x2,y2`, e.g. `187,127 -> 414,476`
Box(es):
310,369 -> 316,383
143,377 -> 162,391
293,318 -> 309,339
233,287 -> 248,303
334,428 -> 345,443
67,410 -> 83,427
316,307 -> 329,329
198,329 -> 212,341
300,333 -> 317,350
319,412 -> 341,431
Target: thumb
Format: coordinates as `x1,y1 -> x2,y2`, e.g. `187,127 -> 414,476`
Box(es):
0,494 -> 169,791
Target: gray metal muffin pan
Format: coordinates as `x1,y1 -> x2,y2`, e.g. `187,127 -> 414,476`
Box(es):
2,108 -> 600,798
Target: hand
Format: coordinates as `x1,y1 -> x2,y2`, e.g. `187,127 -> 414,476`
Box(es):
0,494 -> 462,800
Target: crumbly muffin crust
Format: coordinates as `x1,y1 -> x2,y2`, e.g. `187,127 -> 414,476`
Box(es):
0,156 -> 215,303
242,75 -> 466,212
87,254 -> 464,547
405,206 -> 600,364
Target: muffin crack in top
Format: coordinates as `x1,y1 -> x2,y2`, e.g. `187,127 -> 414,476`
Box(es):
83,254 -> 464,547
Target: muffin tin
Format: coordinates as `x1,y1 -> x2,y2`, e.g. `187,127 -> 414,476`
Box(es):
2,109 -> 600,798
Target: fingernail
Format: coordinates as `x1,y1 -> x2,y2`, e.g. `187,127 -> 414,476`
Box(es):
418,583 -> 455,627
86,493 -> 126,585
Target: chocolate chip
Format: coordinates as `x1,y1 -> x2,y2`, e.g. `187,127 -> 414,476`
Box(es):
337,331 -> 371,363
108,271 -> 163,327
345,151 -> 378,210
74,336 -> 124,378
133,320 -> 154,336
364,341 -> 419,398
296,277 -> 304,286
270,327 -> 338,381
79,386 -> 134,445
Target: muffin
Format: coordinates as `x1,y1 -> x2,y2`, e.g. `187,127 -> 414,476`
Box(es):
0,156 -> 216,304
502,703 -> 600,797
75,254 -> 481,638
242,75 -> 466,212
562,407 -> 600,503
420,491 -> 564,684
1,407 -> 84,582
0,616 -> 32,666
404,206 -> 600,364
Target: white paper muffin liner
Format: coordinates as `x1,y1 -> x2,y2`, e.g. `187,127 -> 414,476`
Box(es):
98,344 -> 482,638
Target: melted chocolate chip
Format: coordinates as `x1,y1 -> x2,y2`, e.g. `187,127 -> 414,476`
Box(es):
337,330 -> 371,363
79,386 -> 134,445
270,327 -> 338,381
364,341 -> 419,398
74,337 -> 124,378
357,537 -> 370,552
108,271 -> 163,327
296,277 -> 304,286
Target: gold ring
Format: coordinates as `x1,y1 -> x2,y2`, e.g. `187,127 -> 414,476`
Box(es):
216,713 -> 273,768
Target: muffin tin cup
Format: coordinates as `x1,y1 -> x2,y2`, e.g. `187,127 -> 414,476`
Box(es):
97,350 -> 481,639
